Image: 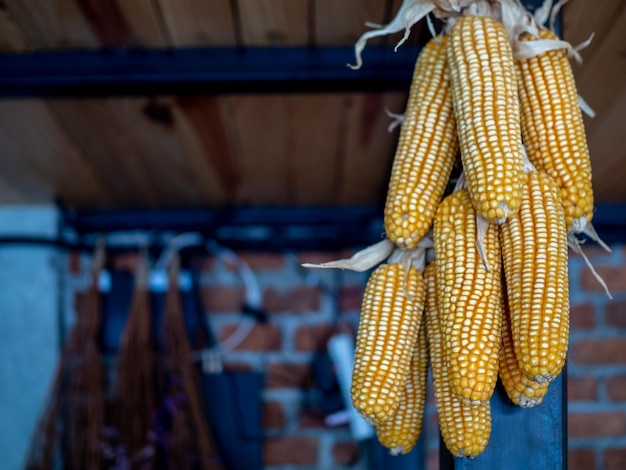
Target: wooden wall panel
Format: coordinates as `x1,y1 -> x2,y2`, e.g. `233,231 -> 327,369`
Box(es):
3,0 -> 168,49
115,0 -> 169,47
563,0 -> 623,62
338,92 -> 406,205
564,0 -> 626,201
157,0 -> 235,47
0,101 -> 109,206
46,98 -> 214,207
0,8 -> 28,52
237,0 -> 308,46
4,0 -> 98,49
286,94 -> 346,205
314,0 -> 388,45
172,97 -> 236,204
220,95 -> 290,204
586,89 -> 626,202
0,93 -> 411,208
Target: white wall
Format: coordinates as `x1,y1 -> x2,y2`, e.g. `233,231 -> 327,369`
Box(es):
0,206 -> 60,470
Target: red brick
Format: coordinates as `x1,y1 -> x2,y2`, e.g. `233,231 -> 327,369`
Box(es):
74,291 -> 88,315
581,266 -> 626,293
294,324 -> 355,352
570,244 -> 613,261
568,376 -> 598,401
295,324 -> 333,352
607,376 -> 626,401
568,448 -> 595,470
263,401 -> 285,430
297,251 -> 341,266
606,300 -> 626,328
426,449 -> 440,470
266,363 -> 312,389
339,285 -> 363,311
263,437 -> 318,465
68,251 -> 81,273
332,441 -> 359,466
605,447 -> 626,470
572,339 -> 626,365
200,285 -> 245,313
263,286 -> 322,313
300,409 -> 327,428
570,303 -> 596,329
219,324 -> 280,351
238,252 -> 285,270
221,361 -> 253,372
189,254 -> 216,274
112,252 -> 139,271
568,412 -> 626,438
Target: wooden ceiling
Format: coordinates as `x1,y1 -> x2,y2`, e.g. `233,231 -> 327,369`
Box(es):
0,0 -> 623,208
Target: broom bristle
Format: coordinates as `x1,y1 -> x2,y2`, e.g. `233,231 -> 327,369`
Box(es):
68,275 -> 105,470
26,248 -> 106,470
163,254 -> 222,469
115,253 -> 161,462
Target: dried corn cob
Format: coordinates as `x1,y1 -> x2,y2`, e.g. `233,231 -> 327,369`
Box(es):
516,29 -> 594,233
384,35 -> 458,250
424,262 -> 491,457
434,189 -> 502,404
499,282 -> 549,407
351,262 -> 425,424
376,313 -> 428,455
447,15 -> 523,224
499,170 -> 569,383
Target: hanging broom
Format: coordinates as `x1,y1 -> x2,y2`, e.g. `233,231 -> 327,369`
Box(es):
113,250 -> 161,466
26,242 -> 106,470
66,242 -> 106,470
162,251 -> 222,469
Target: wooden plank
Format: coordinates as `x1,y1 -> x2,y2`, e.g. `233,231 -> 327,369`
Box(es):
157,0 -> 236,46
338,92 -> 407,205
221,95 -> 290,204
0,100 -> 110,206
237,0 -> 308,46
441,375 -> 566,469
114,0 -> 169,47
0,7 -> 29,52
4,0 -> 98,49
314,0 -> 387,46
171,96 -> 236,204
46,98 -> 210,207
285,94 -> 346,205
563,0 -> 623,62
565,2 -> 626,138
586,89 -> 626,202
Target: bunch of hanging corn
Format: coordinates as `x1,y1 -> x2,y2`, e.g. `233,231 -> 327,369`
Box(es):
305,0 -> 608,459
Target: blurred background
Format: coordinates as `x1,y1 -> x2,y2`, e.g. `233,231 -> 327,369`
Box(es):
0,0 -> 624,469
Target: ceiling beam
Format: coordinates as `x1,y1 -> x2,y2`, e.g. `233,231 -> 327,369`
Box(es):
60,204 -> 626,251
0,46 -> 421,98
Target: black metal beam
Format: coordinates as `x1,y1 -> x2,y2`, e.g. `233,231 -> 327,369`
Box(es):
0,46 -> 421,98
62,206 -> 388,252
60,204 -> 626,252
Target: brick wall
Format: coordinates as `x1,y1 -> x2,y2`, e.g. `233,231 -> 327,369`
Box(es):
64,242 -> 626,469
568,244 -> 626,470
198,250 -> 370,469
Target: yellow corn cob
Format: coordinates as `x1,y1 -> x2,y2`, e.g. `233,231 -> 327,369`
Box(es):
424,262 -> 491,458
376,313 -> 428,455
516,29 -> 593,232
384,35 -> 458,250
499,283 -> 549,407
499,170 -> 569,383
447,15 -> 523,223
351,262 -> 425,424
434,189 -> 502,404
